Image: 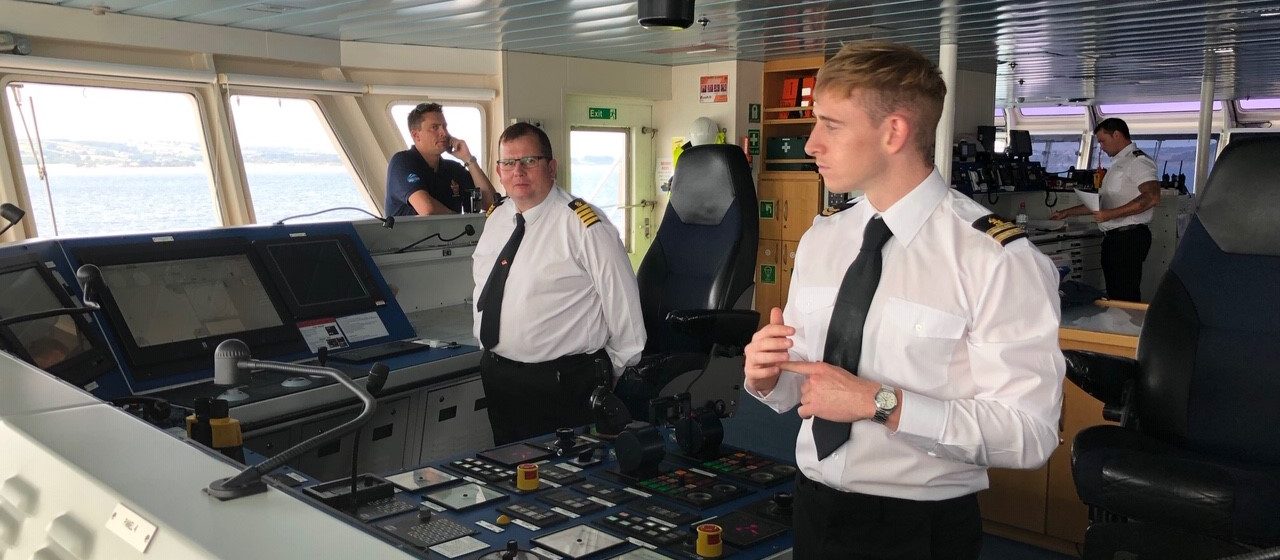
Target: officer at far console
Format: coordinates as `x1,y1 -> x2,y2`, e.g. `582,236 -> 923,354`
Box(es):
385,102 -> 497,216
1051,117 -> 1160,301
471,122 -> 645,445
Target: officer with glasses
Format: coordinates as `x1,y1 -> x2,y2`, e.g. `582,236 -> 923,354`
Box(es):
470,122 -> 645,445
385,102 -> 497,216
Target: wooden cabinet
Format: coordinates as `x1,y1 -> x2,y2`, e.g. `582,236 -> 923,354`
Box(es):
755,239 -> 781,325
762,175 -> 823,242
980,323 -> 1134,554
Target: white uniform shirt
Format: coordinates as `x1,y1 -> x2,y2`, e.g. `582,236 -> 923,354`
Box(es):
751,170 -> 1065,500
1099,142 -> 1159,231
472,185 -> 645,373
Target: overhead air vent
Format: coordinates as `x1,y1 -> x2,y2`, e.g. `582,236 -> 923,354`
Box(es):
638,0 -> 695,30
245,3 -> 303,14
644,43 -> 729,55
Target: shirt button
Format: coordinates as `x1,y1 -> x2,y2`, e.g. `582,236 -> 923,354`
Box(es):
915,324 -> 924,332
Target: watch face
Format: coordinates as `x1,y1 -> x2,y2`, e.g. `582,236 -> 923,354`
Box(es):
875,389 -> 897,410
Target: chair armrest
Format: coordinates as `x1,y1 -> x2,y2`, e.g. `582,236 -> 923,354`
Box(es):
665,309 -> 760,349
1064,350 -> 1139,422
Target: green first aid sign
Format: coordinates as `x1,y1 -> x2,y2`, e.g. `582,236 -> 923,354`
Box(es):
760,264 -> 777,284
588,107 -> 617,120
748,129 -> 760,155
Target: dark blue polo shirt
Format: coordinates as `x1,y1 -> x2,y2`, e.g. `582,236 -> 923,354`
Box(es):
384,147 -> 475,216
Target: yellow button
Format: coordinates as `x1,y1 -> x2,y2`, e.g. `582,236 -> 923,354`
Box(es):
496,514 -> 511,525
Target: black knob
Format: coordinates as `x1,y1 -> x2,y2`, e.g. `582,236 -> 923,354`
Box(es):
502,539 -> 520,560
417,506 -> 433,523
555,428 -> 576,455
773,492 -> 794,515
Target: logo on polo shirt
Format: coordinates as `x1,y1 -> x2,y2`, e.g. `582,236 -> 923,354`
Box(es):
407,173 -> 421,184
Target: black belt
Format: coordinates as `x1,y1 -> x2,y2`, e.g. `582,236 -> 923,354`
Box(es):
483,349 -> 604,369
1105,223 -> 1149,234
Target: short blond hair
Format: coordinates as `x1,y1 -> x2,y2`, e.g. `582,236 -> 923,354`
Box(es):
815,41 -> 946,161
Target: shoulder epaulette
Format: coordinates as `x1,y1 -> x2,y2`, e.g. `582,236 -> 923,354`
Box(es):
485,196 -> 505,217
568,198 -> 601,228
972,214 -> 1026,246
1132,148 -> 1148,157
819,200 -> 858,217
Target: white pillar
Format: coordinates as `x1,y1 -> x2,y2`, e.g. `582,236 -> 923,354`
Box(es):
1194,52 -> 1216,193
934,1 -> 959,179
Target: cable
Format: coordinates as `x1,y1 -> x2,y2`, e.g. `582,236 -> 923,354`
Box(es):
393,224 -> 476,254
274,207 -> 393,228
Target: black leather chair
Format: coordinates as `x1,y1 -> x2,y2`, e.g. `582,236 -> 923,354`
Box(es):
1066,136 -> 1280,559
615,144 -> 760,421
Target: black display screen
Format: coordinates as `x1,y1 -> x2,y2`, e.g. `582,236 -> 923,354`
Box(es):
74,237 -> 304,381
0,255 -> 114,385
255,235 -> 383,320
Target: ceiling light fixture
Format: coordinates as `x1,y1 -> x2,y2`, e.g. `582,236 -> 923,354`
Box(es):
638,0 -> 695,30
686,48 -> 716,54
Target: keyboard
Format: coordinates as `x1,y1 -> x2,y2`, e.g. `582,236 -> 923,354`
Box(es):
329,340 -> 430,363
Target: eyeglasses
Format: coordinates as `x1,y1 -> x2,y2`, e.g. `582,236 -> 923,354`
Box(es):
496,156 -> 550,169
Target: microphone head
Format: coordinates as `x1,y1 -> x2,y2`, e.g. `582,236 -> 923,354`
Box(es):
75,264 -> 102,310
213,339 -> 252,386
382,216 -> 395,229
464,224 -> 476,236
366,362 -> 390,396
1,203 -> 25,224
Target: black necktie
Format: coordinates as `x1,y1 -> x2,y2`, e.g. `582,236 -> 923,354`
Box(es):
478,213 -> 525,348
812,216 -> 894,460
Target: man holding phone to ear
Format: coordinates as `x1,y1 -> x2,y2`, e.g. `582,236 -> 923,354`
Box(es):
385,102 -> 498,216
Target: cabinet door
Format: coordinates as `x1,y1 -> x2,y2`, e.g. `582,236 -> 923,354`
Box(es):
758,180 -> 781,240
978,466 -> 1049,534
762,177 -> 824,240
755,239 -> 781,327
780,240 -> 799,311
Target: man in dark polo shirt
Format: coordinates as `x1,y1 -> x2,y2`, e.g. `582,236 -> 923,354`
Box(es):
385,102 -> 497,216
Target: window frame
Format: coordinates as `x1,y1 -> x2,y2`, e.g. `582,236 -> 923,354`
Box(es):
1,74 -> 224,237
569,125 -> 633,251
386,100 -> 488,169
225,90 -> 376,223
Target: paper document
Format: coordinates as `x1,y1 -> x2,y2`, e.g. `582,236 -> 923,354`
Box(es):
1074,189 -> 1101,211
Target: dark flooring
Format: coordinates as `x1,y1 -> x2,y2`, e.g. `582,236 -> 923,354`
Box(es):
982,534 -> 1078,559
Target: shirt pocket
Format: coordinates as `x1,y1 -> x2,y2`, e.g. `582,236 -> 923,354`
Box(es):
880,297 -> 967,391
792,287 -> 839,361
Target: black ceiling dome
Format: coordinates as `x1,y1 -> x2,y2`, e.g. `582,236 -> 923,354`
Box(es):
638,0 -> 695,30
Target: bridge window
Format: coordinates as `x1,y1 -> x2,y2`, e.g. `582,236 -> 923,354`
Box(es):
1089,134 -> 1218,193
1030,134 -> 1083,173
389,103 -> 485,168
227,95 -> 373,224
4,82 -> 219,237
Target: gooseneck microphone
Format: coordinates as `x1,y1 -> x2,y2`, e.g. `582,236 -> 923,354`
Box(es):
0,264 -> 101,327
0,203 -> 25,237
206,339 -> 377,500
273,207 -> 394,229
348,361 -> 390,512
393,224 -> 476,254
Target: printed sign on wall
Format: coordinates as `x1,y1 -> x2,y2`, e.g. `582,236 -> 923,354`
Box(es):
700,75 -> 729,103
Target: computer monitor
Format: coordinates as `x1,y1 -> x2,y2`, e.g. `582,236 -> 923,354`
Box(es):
1009,129 -> 1033,158
252,235 -> 385,321
0,254 -> 115,386
74,238 -> 305,381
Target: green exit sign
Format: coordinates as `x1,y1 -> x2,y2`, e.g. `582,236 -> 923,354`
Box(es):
588,107 -> 617,120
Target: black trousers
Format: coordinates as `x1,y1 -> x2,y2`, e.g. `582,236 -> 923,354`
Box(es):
1101,224 -> 1152,302
792,474 -> 982,560
479,349 -> 608,446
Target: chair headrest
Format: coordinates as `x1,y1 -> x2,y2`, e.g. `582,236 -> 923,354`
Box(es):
669,145 -> 753,226
1196,135 -> 1280,256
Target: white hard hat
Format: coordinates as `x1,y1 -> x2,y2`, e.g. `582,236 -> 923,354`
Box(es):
689,117 -> 719,146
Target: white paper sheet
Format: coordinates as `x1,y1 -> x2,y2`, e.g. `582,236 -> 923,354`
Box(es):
1074,189 -> 1101,211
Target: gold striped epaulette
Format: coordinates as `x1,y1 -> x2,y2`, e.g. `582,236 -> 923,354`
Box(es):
568,197 -> 600,228
485,196 -> 505,217
819,200 -> 858,217
972,214 -> 1026,246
